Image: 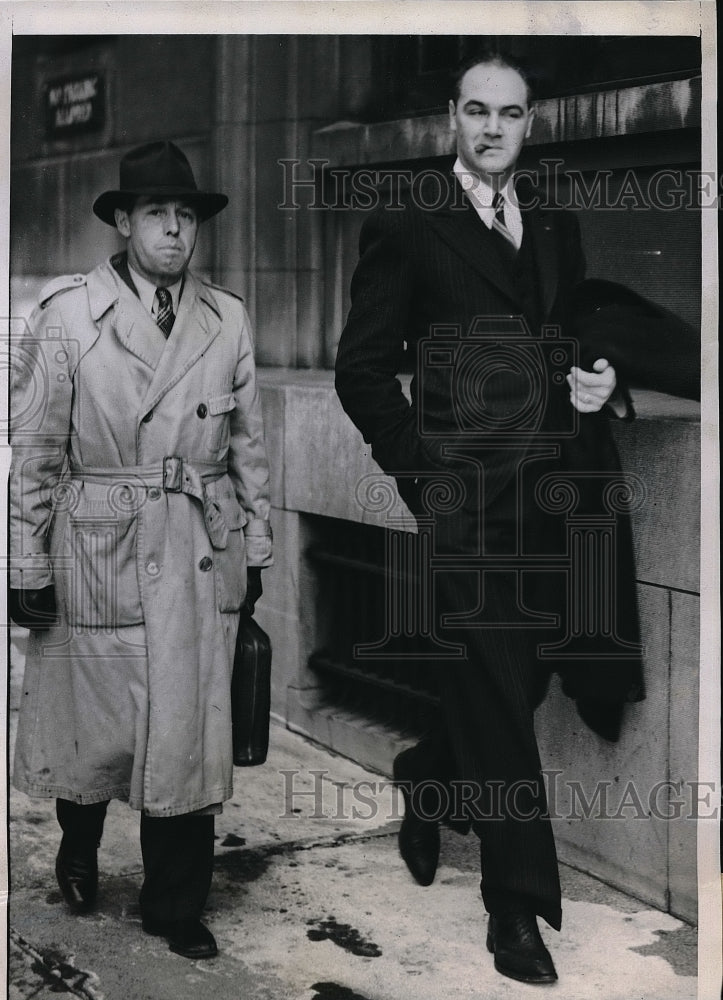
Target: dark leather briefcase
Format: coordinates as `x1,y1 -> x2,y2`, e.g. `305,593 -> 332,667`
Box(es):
231,615 -> 272,766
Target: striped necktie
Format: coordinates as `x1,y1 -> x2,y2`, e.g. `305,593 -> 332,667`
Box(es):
491,192 -> 518,250
155,287 -> 175,337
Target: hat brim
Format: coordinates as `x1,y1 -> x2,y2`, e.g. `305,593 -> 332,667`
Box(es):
93,188 -> 229,226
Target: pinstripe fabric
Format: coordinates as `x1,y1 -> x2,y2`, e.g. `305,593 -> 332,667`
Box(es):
430,494 -> 563,929
335,168 -> 577,494
336,165 -> 590,931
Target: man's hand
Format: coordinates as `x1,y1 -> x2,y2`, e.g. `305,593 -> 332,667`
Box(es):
566,358 -> 618,414
243,567 -> 263,618
8,586 -> 58,630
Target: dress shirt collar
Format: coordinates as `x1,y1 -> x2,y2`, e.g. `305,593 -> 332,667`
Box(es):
127,262 -> 183,318
452,158 -> 523,248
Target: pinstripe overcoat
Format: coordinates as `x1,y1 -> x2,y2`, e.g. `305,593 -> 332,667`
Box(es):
335,162 -> 649,929
335,163 -> 644,709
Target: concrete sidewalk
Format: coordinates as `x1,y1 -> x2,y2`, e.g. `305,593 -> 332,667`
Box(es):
8,718 -> 697,1000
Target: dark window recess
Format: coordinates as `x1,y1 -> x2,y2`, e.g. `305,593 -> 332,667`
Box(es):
307,516 -> 441,737
12,35 -> 116,57
570,165 -> 702,331
355,35 -> 701,121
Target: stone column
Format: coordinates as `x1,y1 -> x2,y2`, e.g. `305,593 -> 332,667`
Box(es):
210,35 -> 257,321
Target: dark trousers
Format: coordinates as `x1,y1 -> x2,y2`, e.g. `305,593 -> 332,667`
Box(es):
56,798 -> 215,923
406,466 -> 562,930
435,569 -> 561,931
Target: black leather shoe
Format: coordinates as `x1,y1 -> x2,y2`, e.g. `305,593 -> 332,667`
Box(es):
393,750 -> 441,886
55,841 -> 98,914
142,917 -> 218,959
486,912 -> 558,984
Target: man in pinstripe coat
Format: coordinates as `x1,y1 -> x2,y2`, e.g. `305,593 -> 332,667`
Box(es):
335,51 -> 635,984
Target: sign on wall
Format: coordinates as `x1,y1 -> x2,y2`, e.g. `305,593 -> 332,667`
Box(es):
44,73 -> 105,138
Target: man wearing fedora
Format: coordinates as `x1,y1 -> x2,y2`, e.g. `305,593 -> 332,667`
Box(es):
8,141 -> 273,959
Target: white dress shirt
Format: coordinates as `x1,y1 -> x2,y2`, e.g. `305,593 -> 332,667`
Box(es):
453,157 -> 523,249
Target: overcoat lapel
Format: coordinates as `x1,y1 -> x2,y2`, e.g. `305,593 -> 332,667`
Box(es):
420,166 -> 562,321
86,261 -> 166,371
522,204 -> 559,321
141,271 -> 222,413
87,262 -> 224,414
424,199 -> 522,306
111,290 -> 168,370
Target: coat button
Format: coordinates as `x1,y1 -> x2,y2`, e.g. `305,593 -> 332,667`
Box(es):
146,561 -> 160,576
148,487 -> 161,500
197,403 -> 208,418
199,556 -> 213,572
142,411 -> 153,423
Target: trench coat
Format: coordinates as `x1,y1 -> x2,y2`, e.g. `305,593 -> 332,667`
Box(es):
9,258 -> 273,816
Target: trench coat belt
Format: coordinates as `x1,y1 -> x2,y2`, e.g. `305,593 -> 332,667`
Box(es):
68,457 -> 231,549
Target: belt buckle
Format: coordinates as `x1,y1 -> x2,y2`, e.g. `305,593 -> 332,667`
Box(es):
163,456 -> 183,493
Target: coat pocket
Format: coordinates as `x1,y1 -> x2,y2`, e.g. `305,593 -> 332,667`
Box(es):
211,488 -> 248,613
63,481 -> 144,628
208,392 -> 236,454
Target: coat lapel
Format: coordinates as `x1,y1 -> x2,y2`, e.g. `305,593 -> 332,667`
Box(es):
522,202 -> 559,321
112,292 -> 169,370
420,166 -> 561,319
141,270 -> 223,413
425,198 -> 522,306
87,261 -> 167,370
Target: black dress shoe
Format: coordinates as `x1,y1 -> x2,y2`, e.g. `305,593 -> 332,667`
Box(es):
55,841 -> 98,914
142,916 -> 218,959
393,750 -> 441,886
486,912 -> 558,984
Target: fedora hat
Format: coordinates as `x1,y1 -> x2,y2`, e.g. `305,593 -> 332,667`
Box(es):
93,141 -> 228,226
565,278 -> 700,401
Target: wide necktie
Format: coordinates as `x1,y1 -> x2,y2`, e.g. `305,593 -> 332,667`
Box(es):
491,192 -> 518,250
155,287 -> 175,337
